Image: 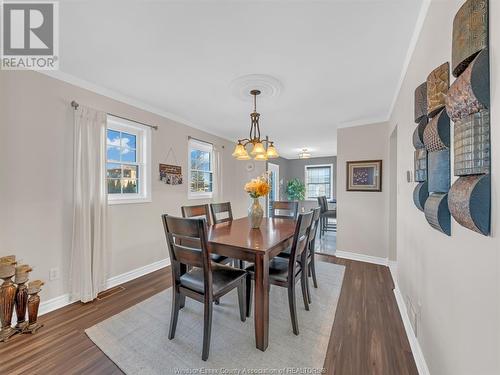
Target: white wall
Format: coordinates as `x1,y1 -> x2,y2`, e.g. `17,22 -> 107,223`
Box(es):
0,70 -> 264,302
336,122 -> 390,259
389,1 -> 500,374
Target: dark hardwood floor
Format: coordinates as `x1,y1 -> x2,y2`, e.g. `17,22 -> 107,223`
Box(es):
0,255 -> 418,375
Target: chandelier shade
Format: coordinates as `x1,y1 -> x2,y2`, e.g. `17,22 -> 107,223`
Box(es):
232,90 -> 279,161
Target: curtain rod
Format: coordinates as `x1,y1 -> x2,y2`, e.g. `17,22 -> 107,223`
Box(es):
71,100 -> 159,131
188,135 -> 213,146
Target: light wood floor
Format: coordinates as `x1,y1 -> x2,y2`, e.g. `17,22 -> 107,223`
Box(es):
0,255 -> 418,375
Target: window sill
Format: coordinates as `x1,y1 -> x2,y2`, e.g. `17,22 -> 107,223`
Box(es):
188,193 -> 213,200
108,197 -> 152,205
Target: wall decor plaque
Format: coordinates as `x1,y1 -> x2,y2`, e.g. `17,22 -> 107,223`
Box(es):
414,149 -> 427,182
159,164 -> 183,185
454,109 -> 490,176
346,160 -> 382,192
413,182 -> 429,212
413,118 -> 428,149
428,150 -> 450,193
414,82 -> 428,123
446,48 -> 490,121
423,109 -> 450,152
427,62 -> 450,117
448,174 -> 490,235
452,0 -> 488,77
424,193 -> 451,236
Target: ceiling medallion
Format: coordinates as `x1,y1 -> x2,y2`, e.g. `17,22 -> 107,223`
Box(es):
230,74 -> 283,102
232,90 -> 279,161
298,149 -> 311,159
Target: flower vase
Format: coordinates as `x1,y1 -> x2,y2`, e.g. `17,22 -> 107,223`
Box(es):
248,198 -> 264,229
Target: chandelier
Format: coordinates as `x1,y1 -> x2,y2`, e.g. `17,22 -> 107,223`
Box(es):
298,149 -> 311,159
232,90 -> 279,161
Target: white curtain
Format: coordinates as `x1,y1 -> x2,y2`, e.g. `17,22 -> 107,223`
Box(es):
70,106 -> 108,303
213,145 -> 223,202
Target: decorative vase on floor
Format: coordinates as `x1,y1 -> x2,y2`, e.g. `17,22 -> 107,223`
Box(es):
0,260 -> 17,342
248,198 -> 264,229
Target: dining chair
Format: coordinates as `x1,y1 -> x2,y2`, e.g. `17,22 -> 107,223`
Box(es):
245,211 -> 314,335
270,201 -> 299,219
162,215 -> 247,361
317,196 -> 336,237
305,207 -> 321,302
181,204 -> 229,265
210,202 -> 233,224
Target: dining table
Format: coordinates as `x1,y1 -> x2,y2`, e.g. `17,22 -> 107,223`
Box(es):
208,216 -> 296,352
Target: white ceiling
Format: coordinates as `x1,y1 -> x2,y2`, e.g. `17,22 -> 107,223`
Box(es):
58,0 -> 424,158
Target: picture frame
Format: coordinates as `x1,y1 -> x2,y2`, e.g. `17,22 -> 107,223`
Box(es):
346,160 -> 383,192
159,164 -> 183,185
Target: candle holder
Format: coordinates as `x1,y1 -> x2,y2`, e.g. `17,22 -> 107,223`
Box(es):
14,265 -> 32,332
24,280 -> 44,334
0,261 -> 17,342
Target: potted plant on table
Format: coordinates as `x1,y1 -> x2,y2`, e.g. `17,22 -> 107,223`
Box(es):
244,174 -> 271,229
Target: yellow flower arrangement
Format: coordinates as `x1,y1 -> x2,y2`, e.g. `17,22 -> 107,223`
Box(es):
244,174 -> 271,198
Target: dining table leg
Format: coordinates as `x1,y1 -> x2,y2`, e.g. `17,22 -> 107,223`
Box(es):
253,253 -> 270,351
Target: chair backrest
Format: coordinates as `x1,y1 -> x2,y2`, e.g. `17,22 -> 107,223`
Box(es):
271,201 -> 299,219
162,215 -> 212,294
287,211 -> 314,281
308,207 -> 321,253
317,196 -> 328,213
210,202 -> 233,224
181,204 -> 212,226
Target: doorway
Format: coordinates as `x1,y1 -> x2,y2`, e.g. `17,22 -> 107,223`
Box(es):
267,163 -> 279,217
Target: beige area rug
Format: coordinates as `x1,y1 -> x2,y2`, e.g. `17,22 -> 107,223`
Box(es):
86,261 -> 345,374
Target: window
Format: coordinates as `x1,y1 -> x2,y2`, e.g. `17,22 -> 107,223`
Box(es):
305,164 -> 333,200
106,115 -> 151,204
188,138 -> 213,199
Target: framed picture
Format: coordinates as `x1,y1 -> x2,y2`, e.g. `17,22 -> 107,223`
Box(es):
159,164 -> 183,185
346,160 -> 382,192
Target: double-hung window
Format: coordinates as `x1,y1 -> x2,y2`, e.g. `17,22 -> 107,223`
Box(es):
305,164 -> 333,200
188,138 -> 213,199
106,115 -> 151,204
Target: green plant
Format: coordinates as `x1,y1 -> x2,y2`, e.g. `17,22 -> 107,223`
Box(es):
286,178 -> 305,201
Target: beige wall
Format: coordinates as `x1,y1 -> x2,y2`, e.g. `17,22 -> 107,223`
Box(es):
336,122 -> 390,259
389,0 -> 500,374
0,70 -> 264,302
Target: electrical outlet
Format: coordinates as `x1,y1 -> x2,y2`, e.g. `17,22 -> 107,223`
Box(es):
49,267 -> 60,281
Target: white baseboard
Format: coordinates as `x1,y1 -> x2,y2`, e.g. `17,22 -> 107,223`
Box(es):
390,265 -> 430,375
104,258 -> 171,290
335,250 -> 388,266
34,258 -> 171,319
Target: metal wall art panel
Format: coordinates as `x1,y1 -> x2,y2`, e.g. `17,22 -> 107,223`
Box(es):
424,109 -> 450,152
414,82 -> 428,123
428,150 -> 450,193
448,174 -> 490,235
427,62 -> 450,117
446,48 -> 490,121
414,149 -> 428,182
454,109 -> 490,175
413,181 -> 429,212
424,193 -> 451,236
413,118 -> 428,149
452,0 -> 489,77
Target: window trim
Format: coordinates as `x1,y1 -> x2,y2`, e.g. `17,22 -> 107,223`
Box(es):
304,163 -> 334,201
188,138 -> 214,200
107,115 -> 152,205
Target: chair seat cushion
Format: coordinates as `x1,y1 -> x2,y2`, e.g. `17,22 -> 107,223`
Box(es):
321,210 -> 336,218
277,246 -> 291,258
246,257 -> 298,283
180,263 -> 246,295
210,253 -> 229,263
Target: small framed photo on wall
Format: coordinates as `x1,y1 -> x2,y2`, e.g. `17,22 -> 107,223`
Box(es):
346,160 -> 382,192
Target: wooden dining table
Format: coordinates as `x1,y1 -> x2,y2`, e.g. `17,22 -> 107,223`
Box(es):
208,216 -> 296,352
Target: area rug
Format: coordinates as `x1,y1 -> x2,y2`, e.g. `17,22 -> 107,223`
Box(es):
86,261 -> 345,374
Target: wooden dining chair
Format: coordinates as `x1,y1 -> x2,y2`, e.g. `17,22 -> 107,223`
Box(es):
245,211 -> 314,335
270,201 -> 299,219
305,207 -> 321,302
210,202 -> 233,224
317,196 -> 336,237
181,204 -> 229,265
162,215 -> 247,361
